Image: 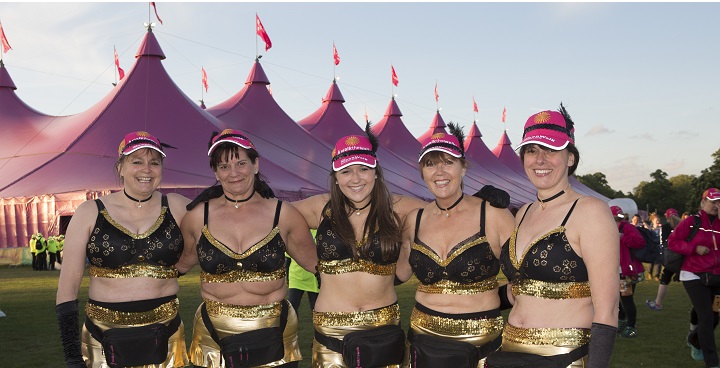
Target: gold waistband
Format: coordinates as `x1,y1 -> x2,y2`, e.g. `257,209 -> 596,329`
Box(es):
417,277 -> 498,295
89,263 -> 178,279
200,268 -> 285,283
411,307 -> 503,336
318,259 -> 396,275
85,298 -> 179,325
313,303 -> 400,326
511,279 -> 591,299
503,323 -> 590,346
204,299 -> 282,318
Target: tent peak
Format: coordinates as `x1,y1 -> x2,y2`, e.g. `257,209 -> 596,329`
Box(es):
323,81 -> 345,103
245,60 -> 270,85
135,29 -> 166,60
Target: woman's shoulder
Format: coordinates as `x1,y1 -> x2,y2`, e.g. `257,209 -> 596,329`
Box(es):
392,194 -> 427,216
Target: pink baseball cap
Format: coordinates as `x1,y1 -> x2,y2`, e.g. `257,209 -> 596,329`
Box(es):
517,110 -> 575,150
418,132 -> 463,162
704,188 -> 720,201
610,205 -> 624,218
118,131 -> 166,157
208,129 -> 255,156
665,208 -> 679,218
331,135 -> 377,171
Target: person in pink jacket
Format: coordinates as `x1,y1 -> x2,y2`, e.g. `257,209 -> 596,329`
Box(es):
669,188 -> 720,368
612,205 -> 645,338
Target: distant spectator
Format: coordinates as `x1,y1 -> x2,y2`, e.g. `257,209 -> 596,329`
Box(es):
646,208 -> 682,311
613,206 -> 646,338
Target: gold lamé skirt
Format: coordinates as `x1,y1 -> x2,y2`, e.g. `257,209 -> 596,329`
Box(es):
81,298 -> 188,368
188,299 -> 301,368
312,303 -> 402,368
499,323 -> 591,368
402,303 -> 504,368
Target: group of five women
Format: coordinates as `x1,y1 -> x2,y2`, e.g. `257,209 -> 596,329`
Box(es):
56,104 -> 620,368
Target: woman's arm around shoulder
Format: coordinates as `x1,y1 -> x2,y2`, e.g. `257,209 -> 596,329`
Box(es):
166,193 -> 191,224
484,203 -> 515,258
56,200 -> 99,304
396,207 -> 422,283
391,194 -> 428,225
175,203 -> 204,274
573,196 -> 619,327
289,194 -> 329,230
280,200 -> 318,274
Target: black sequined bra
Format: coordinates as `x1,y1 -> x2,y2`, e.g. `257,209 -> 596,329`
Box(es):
87,195 -> 182,279
197,200 -> 286,283
410,201 -> 499,294
315,203 -> 397,276
500,199 -> 590,299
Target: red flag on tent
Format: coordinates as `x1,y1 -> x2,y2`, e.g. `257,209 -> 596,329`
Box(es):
114,47 -> 125,80
333,43 -> 340,66
391,65 -> 399,86
473,97 -> 478,113
256,14 -> 272,51
434,82 -> 439,102
0,21 -> 12,53
150,2 -> 163,25
201,67 -> 208,92
502,106 -> 507,123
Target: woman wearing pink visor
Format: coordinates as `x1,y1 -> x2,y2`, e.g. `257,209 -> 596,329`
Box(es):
487,104 -> 619,368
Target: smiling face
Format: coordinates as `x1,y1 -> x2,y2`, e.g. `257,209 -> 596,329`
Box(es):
334,164 -> 376,207
213,147 -> 257,198
420,151 -> 466,201
521,144 -> 573,193
118,148 -> 163,197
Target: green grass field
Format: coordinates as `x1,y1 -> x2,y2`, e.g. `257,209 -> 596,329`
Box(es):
0,265 -> 711,367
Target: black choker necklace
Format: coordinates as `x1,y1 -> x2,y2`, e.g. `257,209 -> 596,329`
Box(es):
225,189 -> 255,208
537,188 -> 566,210
349,201 -> 371,216
123,189 -> 153,208
435,194 -> 464,217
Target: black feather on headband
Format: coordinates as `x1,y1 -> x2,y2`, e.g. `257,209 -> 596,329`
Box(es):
208,131 -> 220,150
447,122 -> 466,157
558,102 -> 575,132
365,122 -> 379,154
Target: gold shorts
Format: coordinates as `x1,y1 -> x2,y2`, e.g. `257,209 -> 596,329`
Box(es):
188,299 -> 301,368
403,304 -> 504,368
499,323 -> 591,368
82,298 -> 188,368
312,303 -> 401,368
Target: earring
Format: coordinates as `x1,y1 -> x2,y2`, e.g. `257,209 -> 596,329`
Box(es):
375,175 -> 377,179
336,181 -> 339,185
255,171 -> 258,174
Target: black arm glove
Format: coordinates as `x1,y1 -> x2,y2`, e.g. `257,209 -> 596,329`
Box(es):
498,284 -> 513,310
55,300 -> 86,368
473,185 -> 510,209
587,322 -> 616,368
394,275 -> 405,286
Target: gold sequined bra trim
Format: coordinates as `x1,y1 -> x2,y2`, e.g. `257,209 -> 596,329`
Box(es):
313,303 -> 400,326
317,258 -> 396,276
503,323 -> 591,346
204,299 -> 282,318
202,226 -> 281,260
89,264 -> 179,279
412,235 -> 487,267
417,277 -> 499,295
85,298 -> 179,325
201,268 -> 286,283
411,307 -> 504,336
509,226 -> 565,271
511,278 -> 591,299
100,207 -> 167,240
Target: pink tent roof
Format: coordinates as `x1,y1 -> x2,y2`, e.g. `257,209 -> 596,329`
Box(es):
207,60 -> 332,193
491,131 -> 609,202
297,82 -> 432,199
0,30 -> 323,199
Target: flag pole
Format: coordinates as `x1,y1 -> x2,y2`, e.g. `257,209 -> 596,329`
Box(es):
113,46 -> 117,86
332,42 -> 335,81
255,14 -> 259,59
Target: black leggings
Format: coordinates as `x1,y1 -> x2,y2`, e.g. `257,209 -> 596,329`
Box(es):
619,283 -> 638,328
684,279 -> 720,367
659,267 -> 676,285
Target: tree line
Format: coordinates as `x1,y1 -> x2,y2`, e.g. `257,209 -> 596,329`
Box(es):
576,148 -> 720,217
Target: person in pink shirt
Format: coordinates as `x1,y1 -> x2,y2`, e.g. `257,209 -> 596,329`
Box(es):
612,205 -> 645,338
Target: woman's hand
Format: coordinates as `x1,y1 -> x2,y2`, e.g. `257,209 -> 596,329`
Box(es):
696,245 -> 711,255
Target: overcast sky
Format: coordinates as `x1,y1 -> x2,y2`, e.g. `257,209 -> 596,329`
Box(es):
1,2 -> 718,193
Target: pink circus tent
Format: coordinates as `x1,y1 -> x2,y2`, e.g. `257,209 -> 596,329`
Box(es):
298,81 -> 432,200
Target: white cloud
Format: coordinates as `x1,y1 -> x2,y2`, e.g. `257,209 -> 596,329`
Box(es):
586,124 -> 612,136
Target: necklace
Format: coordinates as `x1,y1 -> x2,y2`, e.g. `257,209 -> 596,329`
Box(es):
435,194 -> 464,217
349,201 -> 372,216
537,187 -> 567,210
123,189 -> 153,208
224,189 -> 255,208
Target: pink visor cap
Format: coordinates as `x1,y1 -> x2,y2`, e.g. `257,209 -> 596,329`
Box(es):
418,132 -> 463,162
331,135 -> 377,171
208,129 -> 255,156
610,205 -> 624,218
517,110 -> 575,150
118,131 -> 166,157
704,188 -> 720,201
664,208 -> 679,218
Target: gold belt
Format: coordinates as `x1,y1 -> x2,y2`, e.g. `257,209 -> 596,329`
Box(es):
318,259 -> 396,275
511,279 -> 591,299
411,307 -> 503,336
85,298 -> 179,325
313,303 -> 400,326
417,277 -> 498,295
503,323 -> 590,346
203,299 -> 282,318
89,264 -> 179,279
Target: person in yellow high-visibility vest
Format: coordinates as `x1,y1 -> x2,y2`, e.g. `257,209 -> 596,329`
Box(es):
29,234 -> 38,271
35,233 -> 47,271
56,234 -> 65,264
47,236 -> 58,271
